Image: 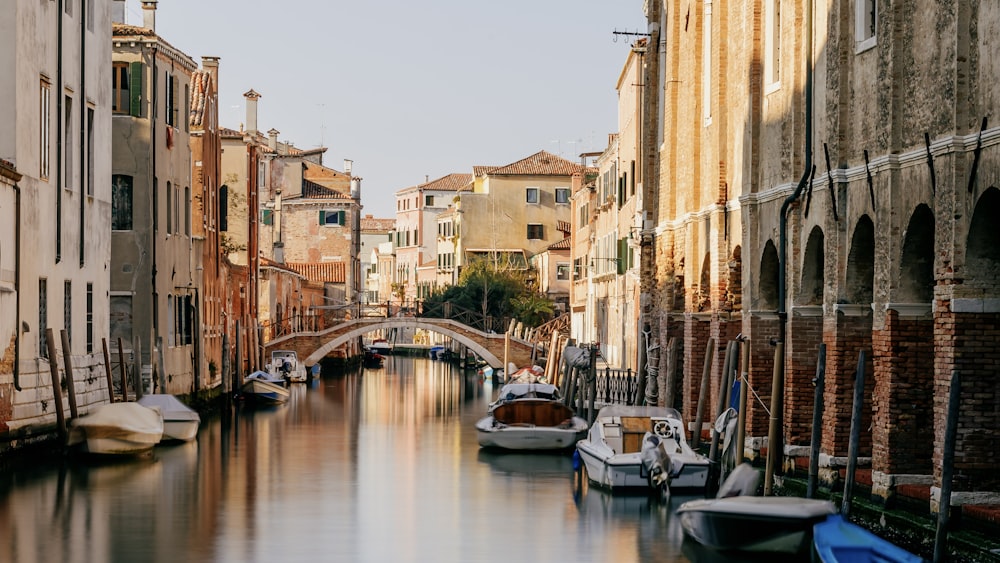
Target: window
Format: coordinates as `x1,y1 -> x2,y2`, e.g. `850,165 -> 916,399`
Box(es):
112,175 -> 133,230
64,280 -> 72,347
86,283 -> 93,353
39,278 -> 48,358
526,187 -> 539,204
112,63 -> 128,114
219,185 -> 228,231
765,0 -> 781,87
87,0 -> 94,31
64,95 -> 72,190
167,295 -> 175,345
320,209 -> 345,226
165,72 -> 177,127
173,183 -> 180,235
557,263 -> 570,281
86,107 -> 94,196
425,195 -> 434,206
527,224 -> 544,240
185,186 -> 191,235
257,160 -> 265,189
703,0 -> 713,124
261,209 -> 273,225
40,79 -> 50,178
555,188 -> 569,204
856,0 -> 877,50
166,181 -> 172,233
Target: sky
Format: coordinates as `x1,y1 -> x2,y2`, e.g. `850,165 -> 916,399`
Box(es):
136,0 -> 648,219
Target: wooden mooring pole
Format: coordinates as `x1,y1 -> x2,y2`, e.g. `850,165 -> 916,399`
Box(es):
841,349 -> 866,516
807,343 -> 827,498
934,370 -> 961,563
102,338 -> 115,403
692,338 -> 716,449
45,329 -> 66,443
59,329 -> 79,420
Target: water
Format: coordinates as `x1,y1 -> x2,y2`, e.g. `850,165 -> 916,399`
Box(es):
0,356 -> 759,563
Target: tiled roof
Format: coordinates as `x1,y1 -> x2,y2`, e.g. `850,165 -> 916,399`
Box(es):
417,173 -> 473,192
112,23 -> 157,37
473,165 -> 498,177
361,215 -> 395,231
487,150 -> 585,177
286,261 -> 346,283
303,179 -> 351,199
547,237 -> 572,251
260,257 -> 307,277
420,259 -> 436,268
189,70 -> 211,128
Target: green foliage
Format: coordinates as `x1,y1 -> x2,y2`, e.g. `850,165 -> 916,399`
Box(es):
423,259 -> 556,328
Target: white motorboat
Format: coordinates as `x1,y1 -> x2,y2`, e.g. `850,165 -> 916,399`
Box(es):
268,350 -> 307,383
67,402 -> 164,456
676,463 -> 838,555
241,371 -> 291,405
476,381 -> 588,450
137,394 -> 201,442
368,338 -> 392,355
575,405 -> 710,493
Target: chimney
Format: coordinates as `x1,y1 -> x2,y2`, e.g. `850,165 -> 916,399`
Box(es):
351,177 -> 361,200
243,89 -> 261,137
201,56 -> 220,83
343,159 -> 353,176
141,0 -> 157,31
112,0 -> 126,24
268,129 -> 279,152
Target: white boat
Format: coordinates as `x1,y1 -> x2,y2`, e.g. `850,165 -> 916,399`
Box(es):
137,394 -> 201,442
575,405 -> 710,493
369,338 -> 392,355
67,402 -> 164,456
268,350 -> 307,383
476,381 -> 588,450
676,463 -> 838,555
241,371 -> 291,405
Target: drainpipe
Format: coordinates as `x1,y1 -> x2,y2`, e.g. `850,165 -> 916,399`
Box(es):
8,174 -> 24,391
766,0 -> 814,495
79,0 -> 87,266
56,0 -> 63,263
150,43 -> 159,391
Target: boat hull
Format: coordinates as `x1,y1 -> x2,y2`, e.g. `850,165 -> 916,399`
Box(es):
476,417 -> 587,450
137,394 -> 201,442
677,496 -> 838,554
812,514 -> 923,563
162,420 -> 200,442
68,403 -> 164,456
241,378 -> 290,404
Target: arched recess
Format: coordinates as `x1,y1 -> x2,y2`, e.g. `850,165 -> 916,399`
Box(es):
798,226 -> 825,306
723,245 -> 742,312
966,187 -> 1000,296
759,240 -> 779,310
898,205 -> 935,303
673,256 -> 686,311
845,216 -> 875,304
698,253 -> 712,311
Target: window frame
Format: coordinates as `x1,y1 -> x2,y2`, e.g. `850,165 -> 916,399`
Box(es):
525,187 -> 540,204
555,188 -> 570,204
526,223 -> 544,240
855,0 -> 877,52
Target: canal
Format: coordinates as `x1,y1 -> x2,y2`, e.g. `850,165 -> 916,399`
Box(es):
0,357 -> 773,563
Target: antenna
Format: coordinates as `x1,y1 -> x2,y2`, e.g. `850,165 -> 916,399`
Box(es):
612,29 -> 651,43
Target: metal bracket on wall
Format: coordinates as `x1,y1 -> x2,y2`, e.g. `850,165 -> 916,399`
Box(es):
823,143 -> 839,222
863,150 -> 875,210
924,132 -> 937,195
968,117 -> 987,193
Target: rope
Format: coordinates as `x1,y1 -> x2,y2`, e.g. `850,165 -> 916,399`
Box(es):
741,373 -> 771,418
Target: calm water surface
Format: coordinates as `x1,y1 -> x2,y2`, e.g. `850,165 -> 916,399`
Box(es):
0,357 -> 762,563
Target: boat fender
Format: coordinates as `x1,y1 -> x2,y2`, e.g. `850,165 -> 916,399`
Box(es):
572,449 -> 581,471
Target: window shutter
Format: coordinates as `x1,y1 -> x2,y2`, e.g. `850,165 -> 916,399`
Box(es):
129,61 -> 142,117
338,210 -> 346,225
262,209 -> 272,226
617,238 -> 627,274
319,210 -> 326,225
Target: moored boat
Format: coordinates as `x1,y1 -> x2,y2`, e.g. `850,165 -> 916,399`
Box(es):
812,513 -> 923,562
576,405 -> 710,493
137,394 -> 201,442
369,338 -> 392,355
67,402 -> 164,456
241,371 -> 291,405
476,380 -> 588,451
268,350 -> 307,383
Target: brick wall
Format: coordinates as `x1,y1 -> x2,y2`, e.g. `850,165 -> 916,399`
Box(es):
786,314 -> 824,445
821,313 -> 874,456
684,315 -> 713,429
871,312 -> 934,475
747,315 -> 780,437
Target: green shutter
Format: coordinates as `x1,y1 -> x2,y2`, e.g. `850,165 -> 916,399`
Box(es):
262,209 -> 272,226
338,210 -> 346,226
617,238 -> 627,274
129,61 -> 143,117
319,210 -> 326,225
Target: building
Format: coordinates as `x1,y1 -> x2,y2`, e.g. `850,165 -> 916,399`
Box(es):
393,173 -> 472,303
110,4 -> 199,395
1,0 -> 113,444
359,214 -> 395,305
640,0 -> 1000,510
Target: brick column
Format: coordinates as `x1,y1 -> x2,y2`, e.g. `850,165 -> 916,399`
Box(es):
821,306 -> 874,457
870,305 -> 934,503
746,313 -> 781,461
684,313 -> 712,438
786,307 -> 824,446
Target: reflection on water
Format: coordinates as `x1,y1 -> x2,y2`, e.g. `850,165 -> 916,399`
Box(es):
0,358 -> 761,563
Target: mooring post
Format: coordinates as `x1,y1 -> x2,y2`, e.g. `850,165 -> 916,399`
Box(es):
102,338 -> 115,403
117,337 -> 128,401
934,370 -> 962,563
808,343 -> 827,498
60,329 -> 79,420
735,339 -> 750,465
45,329 -> 67,443
842,349 -> 867,516
692,337 -> 716,449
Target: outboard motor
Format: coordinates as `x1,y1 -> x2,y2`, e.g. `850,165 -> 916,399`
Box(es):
641,432 -> 673,500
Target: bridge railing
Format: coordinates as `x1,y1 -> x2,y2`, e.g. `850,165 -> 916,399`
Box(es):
595,367 -> 640,406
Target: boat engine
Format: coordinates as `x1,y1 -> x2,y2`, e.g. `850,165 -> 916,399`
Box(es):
641,432 -> 673,498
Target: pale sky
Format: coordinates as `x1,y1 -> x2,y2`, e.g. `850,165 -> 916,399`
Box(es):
135,0 -> 647,219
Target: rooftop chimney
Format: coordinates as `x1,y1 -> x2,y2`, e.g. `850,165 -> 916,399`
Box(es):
112,0 -> 126,24
344,159 -> 353,176
141,0 -> 157,31
243,89 -> 261,137
268,128 -> 279,152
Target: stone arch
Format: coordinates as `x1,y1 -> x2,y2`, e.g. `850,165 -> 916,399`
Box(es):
759,240 -> 779,311
845,215 -> 875,304
898,204 -> 935,303
297,319 -> 508,368
724,245 -> 742,312
966,187 -> 1000,296
697,252 -> 711,311
798,226 -> 825,306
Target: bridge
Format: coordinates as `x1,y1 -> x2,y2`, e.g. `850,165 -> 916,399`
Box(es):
263,317 -> 536,369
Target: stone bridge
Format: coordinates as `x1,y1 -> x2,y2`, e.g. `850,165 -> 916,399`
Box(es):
263,317 -> 535,369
